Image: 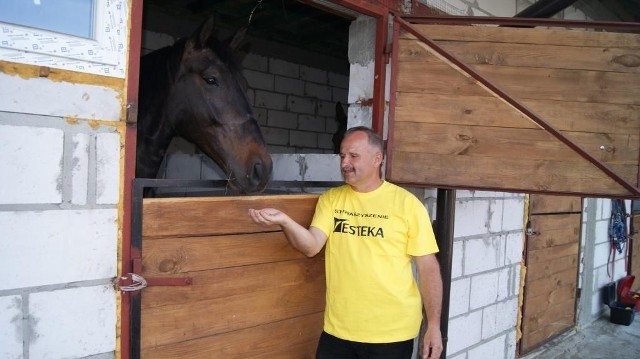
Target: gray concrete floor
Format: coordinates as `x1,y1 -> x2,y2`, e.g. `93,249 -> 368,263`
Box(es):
521,312 -> 640,359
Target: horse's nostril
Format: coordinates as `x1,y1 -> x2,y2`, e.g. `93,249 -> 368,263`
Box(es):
249,159 -> 266,186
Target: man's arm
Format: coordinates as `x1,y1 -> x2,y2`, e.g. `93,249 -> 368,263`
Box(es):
248,208 -> 327,257
415,254 -> 444,359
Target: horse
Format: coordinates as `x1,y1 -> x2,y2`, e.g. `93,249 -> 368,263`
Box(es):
137,17 -> 272,194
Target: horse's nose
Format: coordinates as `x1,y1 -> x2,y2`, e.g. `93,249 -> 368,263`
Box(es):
248,156 -> 272,191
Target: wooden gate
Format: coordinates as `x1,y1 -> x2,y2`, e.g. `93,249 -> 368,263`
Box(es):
131,193 -> 325,358
387,17 -> 640,197
520,195 -> 582,354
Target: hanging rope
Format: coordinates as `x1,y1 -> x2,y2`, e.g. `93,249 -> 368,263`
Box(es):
248,0 -> 264,26
608,199 -> 628,278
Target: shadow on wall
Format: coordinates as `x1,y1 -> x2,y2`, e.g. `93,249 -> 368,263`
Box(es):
332,102 -> 347,154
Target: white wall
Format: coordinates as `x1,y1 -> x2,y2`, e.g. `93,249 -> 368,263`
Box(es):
0,2 -> 127,358
0,85 -> 121,359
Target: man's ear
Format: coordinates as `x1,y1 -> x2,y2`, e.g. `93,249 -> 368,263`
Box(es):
374,151 -> 383,166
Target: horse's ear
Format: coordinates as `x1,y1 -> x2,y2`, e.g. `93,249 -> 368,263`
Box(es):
229,27 -> 248,51
195,17 -> 217,48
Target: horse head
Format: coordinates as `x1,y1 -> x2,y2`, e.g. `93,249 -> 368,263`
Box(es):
137,18 -> 272,194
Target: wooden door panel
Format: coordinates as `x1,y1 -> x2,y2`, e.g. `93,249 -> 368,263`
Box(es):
520,195 -> 581,354
141,313 -> 323,359
139,194 -> 324,358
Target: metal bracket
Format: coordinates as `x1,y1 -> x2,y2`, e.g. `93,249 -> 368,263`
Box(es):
115,273 -> 192,292
115,258 -> 192,292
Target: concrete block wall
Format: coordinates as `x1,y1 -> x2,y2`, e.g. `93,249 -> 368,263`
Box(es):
446,190 -> 525,359
0,112 -> 120,358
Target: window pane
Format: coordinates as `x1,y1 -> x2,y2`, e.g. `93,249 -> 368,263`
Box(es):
0,0 -> 95,39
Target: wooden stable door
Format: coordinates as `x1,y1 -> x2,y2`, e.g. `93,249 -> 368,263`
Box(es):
136,194 -> 324,358
520,195 -> 582,354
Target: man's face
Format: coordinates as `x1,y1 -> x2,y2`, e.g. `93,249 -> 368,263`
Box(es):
339,131 -> 382,187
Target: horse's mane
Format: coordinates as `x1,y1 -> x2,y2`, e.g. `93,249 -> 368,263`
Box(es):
139,39 -> 186,116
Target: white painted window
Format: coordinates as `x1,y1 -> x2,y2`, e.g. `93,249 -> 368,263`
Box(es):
0,0 -> 128,78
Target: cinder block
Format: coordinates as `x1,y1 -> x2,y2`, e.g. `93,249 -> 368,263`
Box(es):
298,115 -> 325,132
332,87 -> 348,103
594,219 -> 609,245
70,133 -> 90,205
506,330 -> 517,359
328,72 -> 349,88
317,133 -> 334,150
449,278 -> 471,317
593,242 -> 611,268
454,199 -> 491,237
29,285 -> 116,358
270,58 -> 299,78
290,130 -> 318,148
0,295 -> 22,359
96,132 -> 120,205
268,110 -> 298,129
501,198 -> 525,231
475,0 -> 516,17
451,240 -> 464,278
253,107 -> 268,126
598,199 -> 611,221
347,62 -> 374,103
275,76 -> 304,95
0,209 -> 118,290
305,82 -> 332,101
262,127 -> 290,146
317,100 -> 337,118
465,235 -> 506,275
0,125 -> 63,204
300,65 -> 327,84
447,310 -> 483,355
468,334 -> 507,359
244,69 -> 274,91
481,299 -> 519,339
489,199 -> 503,232
165,153 -> 203,179
470,271 -> 501,310
242,52 -> 268,72
505,232 -> 524,265
288,95 -> 316,115
347,106 -> 372,128
562,6 -> 587,20
255,90 -> 287,110
301,154 -> 342,181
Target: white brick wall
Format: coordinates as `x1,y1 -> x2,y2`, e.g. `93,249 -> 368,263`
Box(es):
0,295 -> 22,358
0,125 -> 64,204
0,85 -> 120,358
29,285 -> 116,358
448,191 -> 524,359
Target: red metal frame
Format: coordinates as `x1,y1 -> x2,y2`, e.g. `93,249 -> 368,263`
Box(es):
385,15 -> 640,197
121,0 -> 143,358
314,0 -> 391,134
121,1 -> 396,357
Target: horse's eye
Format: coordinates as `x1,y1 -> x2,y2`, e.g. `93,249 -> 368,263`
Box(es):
203,76 -> 219,87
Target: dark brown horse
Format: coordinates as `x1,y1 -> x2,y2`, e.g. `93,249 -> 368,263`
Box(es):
137,18 -> 272,193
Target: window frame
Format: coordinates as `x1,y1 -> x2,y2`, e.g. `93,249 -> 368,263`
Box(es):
0,0 -> 128,78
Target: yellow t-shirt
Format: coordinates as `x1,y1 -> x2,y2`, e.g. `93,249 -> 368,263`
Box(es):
310,181 -> 439,343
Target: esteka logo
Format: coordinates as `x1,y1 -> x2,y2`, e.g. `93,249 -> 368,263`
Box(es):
333,217 -> 384,238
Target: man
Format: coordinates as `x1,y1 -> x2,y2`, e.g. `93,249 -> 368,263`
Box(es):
249,126 -> 443,359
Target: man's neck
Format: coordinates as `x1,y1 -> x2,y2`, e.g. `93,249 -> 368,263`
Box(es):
350,178 -> 384,193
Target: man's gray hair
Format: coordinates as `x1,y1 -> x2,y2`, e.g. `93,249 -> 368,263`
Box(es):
343,126 -> 384,153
